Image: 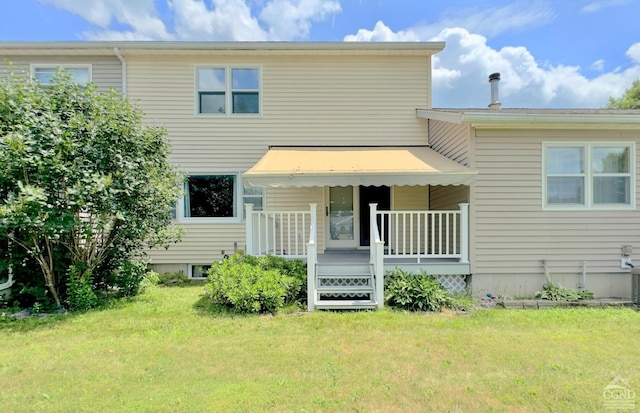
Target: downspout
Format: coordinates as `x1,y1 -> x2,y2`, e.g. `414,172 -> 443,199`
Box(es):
113,47 -> 127,96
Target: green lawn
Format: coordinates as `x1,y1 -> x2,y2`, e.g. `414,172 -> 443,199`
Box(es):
1,285 -> 639,413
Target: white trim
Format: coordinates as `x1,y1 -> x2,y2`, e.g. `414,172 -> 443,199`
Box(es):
30,63 -> 92,85
178,171 -> 244,223
542,142 -> 636,211
417,109 -> 640,130
194,65 -> 262,117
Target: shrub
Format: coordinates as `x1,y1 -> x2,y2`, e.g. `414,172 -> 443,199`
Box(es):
205,252 -> 303,314
157,271 -> 189,286
384,268 -> 455,312
535,281 -> 594,301
113,259 -> 150,298
64,264 -> 99,311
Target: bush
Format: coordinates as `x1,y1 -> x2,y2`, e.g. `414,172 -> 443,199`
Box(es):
535,281 -> 594,301
205,252 -> 304,313
157,271 -> 189,286
385,268 -> 456,312
113,259 -> 150,298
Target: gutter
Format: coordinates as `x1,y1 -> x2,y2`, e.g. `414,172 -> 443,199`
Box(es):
417,108 -> 640,129
113,47 -> 127,96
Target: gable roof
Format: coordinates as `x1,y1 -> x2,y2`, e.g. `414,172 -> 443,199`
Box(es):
417,108 -> 640,129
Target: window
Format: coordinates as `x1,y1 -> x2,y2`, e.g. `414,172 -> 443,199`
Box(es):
180,174 -> 240,221
243,187 -> 264,211
188,264 -> 211,280
196,67 -> 260,115
544,143 -> 634,209
31,64 -> 91,86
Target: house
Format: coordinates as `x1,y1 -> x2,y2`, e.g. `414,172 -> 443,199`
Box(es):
1,41 -> 640,309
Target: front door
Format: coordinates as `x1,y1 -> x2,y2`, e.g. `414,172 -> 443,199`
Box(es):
326,186 -> 358,249
325,186 -> 391,249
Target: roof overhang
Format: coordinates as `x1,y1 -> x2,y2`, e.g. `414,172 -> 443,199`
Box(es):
0,41 -> 445,57
416,108 -> 640,129
243,146 -> 476,188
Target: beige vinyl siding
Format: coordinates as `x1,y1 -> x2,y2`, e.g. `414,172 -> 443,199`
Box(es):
471,128 -> 640,283
132,54 -> 431,264
393,186 -> 428,210
429,185 -> 469,210
428,120 -> 470,165
0,55 -> 122,91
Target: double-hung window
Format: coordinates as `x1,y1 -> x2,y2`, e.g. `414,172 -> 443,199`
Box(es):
196,67 -> 260,115
544,142 -> 634,209
31,64 -> 91,86
180,174 -> 241,222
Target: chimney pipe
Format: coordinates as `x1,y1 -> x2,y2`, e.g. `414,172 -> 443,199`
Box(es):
488,72 -> 501,110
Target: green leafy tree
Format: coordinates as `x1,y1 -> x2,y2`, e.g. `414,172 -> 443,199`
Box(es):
606,79 -> 640,109
0,69 -> 183,308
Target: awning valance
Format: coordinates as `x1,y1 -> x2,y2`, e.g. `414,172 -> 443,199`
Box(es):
243,146 -> 477,188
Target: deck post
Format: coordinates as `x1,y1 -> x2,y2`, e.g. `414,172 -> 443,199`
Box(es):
459,203 -> 469,264
245,203 -> 254,255
369,203 -> 378,262
306,203 -> 318,311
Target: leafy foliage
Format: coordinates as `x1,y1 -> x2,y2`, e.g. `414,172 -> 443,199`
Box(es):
204,252 -> 305,313
0,67 -> 184,309
535,281 -> 594,301
384,268 -> 470,312
607,79 -> 640,109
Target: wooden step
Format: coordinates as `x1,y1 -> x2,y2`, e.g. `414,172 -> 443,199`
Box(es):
316,263 -> 371,276
317,273 -> 371,279
314,299 -> 378,310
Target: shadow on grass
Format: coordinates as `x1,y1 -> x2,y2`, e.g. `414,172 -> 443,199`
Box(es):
0,294 -> 143,333
192,295 -> 307,318
192,295 -> 255,318
158,280 -> 207,289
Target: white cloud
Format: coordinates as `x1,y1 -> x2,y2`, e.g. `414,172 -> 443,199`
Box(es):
580,0 -> 630,14
431,27 -> 640,108
590,59 -> 605,71
345,1 -> 554,42
169,0 -> 267,41
40,0 -> 341,41
260,0 -> 341,40
345,21 -> 640,108
41,0 -> 173,40
627,43 -> 640,63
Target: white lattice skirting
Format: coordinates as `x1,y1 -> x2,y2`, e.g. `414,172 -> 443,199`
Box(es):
436,274 -> 467,294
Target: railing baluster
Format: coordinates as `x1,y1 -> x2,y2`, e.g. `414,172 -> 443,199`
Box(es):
453,212 -> 458,255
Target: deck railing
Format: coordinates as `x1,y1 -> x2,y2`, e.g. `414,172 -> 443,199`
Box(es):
370,204 -> 385,309
372,203 -> 469,263
245,204 -> 313,258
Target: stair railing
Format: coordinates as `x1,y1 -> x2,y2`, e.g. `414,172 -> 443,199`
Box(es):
306,203 -> 318,311
369,203 -> 385,309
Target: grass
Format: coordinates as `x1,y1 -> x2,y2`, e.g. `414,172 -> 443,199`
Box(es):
1,285 -> 639,412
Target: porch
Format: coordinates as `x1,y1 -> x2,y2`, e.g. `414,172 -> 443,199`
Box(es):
245,202 -> 470,311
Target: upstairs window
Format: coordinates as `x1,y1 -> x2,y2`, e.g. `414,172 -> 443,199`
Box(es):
544,143 -> 634,209
31,64 -> 91,86
196,67 -> 260,115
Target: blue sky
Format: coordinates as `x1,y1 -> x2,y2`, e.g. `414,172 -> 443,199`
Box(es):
1,0 -> 639,108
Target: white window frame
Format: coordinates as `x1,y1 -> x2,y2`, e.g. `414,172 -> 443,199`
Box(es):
542,142 -> 635,210
188,264 -> 211,280
177,172 -> 243,223
195,65 -> 262,117
30,64 -> 92,86
243,186 -> 265,211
